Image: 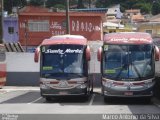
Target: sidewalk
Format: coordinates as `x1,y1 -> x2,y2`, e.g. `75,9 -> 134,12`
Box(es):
0,86 -> 40,91
0,86 -> 101,93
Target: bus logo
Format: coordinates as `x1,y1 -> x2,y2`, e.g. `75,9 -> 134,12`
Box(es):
58,81 -> 68,88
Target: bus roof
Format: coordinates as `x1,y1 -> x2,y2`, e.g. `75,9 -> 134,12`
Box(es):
41,35 -> 87,46
103,32 -> 152,45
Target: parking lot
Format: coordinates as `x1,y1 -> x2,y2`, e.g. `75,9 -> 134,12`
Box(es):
0,87 -> 160,115
1,41 -> 160,120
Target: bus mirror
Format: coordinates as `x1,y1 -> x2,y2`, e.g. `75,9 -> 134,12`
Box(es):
34,47 -> 40,62
155,46 -> 160,61
86,46 -> 91,61
97,47 -> 102,61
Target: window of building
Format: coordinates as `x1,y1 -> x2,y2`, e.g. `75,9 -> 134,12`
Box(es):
145,30 -> 152,34
28,20 -> 49,32
8,27 -> 14,34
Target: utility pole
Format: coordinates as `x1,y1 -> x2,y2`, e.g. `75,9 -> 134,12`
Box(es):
66,0 -> 70,34
24,21 -> 28,52
88,0 -> 91,8
43,0 -> 47,8
0,0 -> 3,43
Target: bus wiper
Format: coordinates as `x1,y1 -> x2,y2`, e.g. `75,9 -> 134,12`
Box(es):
132,63 -> 142,80
68,73 -> 84,78
116,63 -> 128,79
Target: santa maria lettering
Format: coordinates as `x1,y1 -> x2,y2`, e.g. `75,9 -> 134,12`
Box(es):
45,49 -> 83,54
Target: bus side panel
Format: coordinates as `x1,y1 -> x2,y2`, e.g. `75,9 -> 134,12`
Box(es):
0,63 -> 6,87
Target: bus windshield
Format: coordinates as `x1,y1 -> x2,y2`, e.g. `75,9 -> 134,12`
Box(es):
41,44 -> 86,79
103,44 -> 154,81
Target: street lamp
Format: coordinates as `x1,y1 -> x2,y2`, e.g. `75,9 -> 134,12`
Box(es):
66,0 -> 70,34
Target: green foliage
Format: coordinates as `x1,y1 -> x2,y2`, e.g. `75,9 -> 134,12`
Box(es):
77,0 -> 84,8
4,0 -> 27,14
152,0 -> 160,15
3,0 -> 159,15
96,0 -> 154,14
133,1 -> 152,14
53,4 -> 65,10
46,0 -> 66,8
29,0 -> 44,6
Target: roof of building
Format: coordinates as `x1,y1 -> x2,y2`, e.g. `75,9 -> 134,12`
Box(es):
104,32 -> 152,44
19,12 -> 104,17
103,22 -> 124,28
107,8 -> 117,15
132,14 -> 145,21
19,6 -> 49,13
0,44 -> 4,47
70,8 -> 107,13
125,9 -> 140,13
19,6 -> 104,17
149,14 -> 160,22
41,35 -> 87,46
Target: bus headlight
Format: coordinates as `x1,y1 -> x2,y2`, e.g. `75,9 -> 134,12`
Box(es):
76,84 -> 87,89
102,81 -> 112,88
40,84 -> 49,89
144,79 -> 154,88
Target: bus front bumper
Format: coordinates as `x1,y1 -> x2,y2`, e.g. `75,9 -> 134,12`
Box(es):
102,85 -> 154,98
40,87 -> 88,97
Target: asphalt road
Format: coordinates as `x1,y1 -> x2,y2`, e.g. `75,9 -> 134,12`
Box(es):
0,87 -> 160,120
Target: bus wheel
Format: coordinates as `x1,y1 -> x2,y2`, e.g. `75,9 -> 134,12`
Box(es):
83,95 -> 89,101
45,97 -> 52,101
104,96 -> 112,103
143,97 -> 151,104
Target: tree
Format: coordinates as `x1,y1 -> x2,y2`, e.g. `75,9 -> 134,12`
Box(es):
4,0 -> 27,14
152,0 -> 160,15
46,0 -> 65,8
29,0 -> 44,6
77,0 -> 84,8
53,4 -> 65,10
133,1 -> 152,14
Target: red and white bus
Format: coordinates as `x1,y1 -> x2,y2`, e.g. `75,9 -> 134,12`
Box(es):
97,32 -> 160,101
34,35 -> 92,101
0,44 -> 6,88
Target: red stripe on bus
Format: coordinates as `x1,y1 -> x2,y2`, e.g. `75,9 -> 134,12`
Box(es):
50,81 -> 59,84
0,72 -> 6,77
0,64 -> 6,71
40,81 -> 59,84
0,81 -> 5,86
132,82 -> 145,86
68,81 -> 77,84
113,81 -> 124,86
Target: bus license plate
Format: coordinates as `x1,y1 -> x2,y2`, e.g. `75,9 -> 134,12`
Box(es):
124,92 -> 133,96
59,91 -> 68,95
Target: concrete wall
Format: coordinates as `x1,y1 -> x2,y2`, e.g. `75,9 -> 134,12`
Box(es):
5,41 -> 103,87
6,52 -> 40,86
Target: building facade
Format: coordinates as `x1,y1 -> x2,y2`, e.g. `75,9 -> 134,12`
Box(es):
3,16 -> 19,43
138,14 -> 160,38
18,6 -> 104,48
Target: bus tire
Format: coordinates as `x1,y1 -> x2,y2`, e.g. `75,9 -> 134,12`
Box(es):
45,97 -> 52,101
104,96 -> 112,103
83,95 -> 89,101
144,97 -> 151,104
